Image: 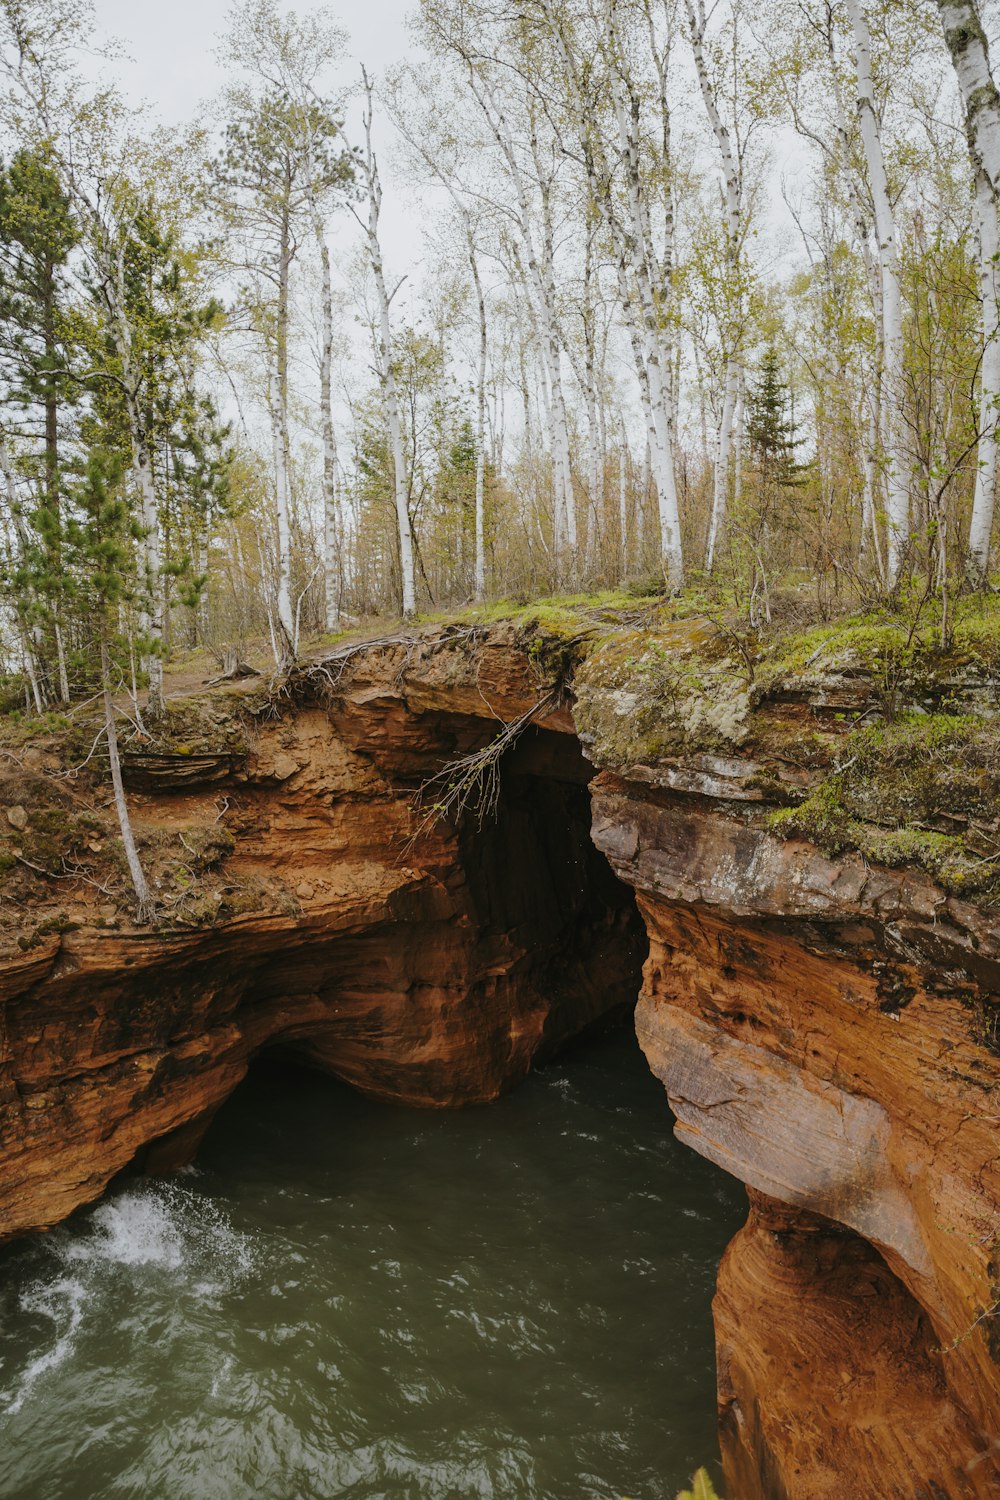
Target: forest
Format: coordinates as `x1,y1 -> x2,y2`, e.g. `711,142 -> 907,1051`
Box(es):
1,0 -> 999,707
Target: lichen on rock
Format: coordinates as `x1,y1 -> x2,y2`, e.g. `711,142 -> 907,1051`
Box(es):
573,622 -> 752,767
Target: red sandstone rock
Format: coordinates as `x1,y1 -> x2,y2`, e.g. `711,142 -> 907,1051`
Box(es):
2,624 -> 999,1500
590,777 -> 1000,1496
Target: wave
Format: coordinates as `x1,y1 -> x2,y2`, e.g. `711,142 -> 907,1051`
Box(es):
0,1180 -> 257,1419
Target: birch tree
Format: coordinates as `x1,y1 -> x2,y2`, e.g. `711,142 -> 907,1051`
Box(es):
937,0 -> 1000,579
842,0 -> 910,584
386,70 -> 491,599
222,0 -> 355,631
419,0 -> 582,578
526,0 -> 685,585
686,0 -> 746,572
355,69 -> 416,617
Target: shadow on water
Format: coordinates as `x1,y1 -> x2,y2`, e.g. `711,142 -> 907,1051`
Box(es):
0,1024 -> 746,1500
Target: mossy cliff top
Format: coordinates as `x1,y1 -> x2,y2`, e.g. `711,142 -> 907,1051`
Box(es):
560,590 -> 1000,904
2,586 -> 999,917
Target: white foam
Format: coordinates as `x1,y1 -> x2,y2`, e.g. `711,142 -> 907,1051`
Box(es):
66,1192 -> 185,1269
1,1182 -> 257,1418
63,1183 -> 256,1278
3,1276 -> 85,1416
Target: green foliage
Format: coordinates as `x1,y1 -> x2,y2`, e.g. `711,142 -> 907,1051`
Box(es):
768,713 -> 1000,899
676,1469 -> 723,1500
746,347 -> 803,485
216,89 -> 354,221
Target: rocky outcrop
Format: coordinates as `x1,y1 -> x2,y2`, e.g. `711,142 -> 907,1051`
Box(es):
591,779 -> 1000,1496
2,617 -> 999,1498
0,635 -> 643,1242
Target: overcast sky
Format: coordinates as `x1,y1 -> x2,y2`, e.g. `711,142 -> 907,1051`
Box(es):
88,0 -> 442,376
92,0 -> 416,125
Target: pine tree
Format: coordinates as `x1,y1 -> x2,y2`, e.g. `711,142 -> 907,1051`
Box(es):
81,196 -> 230,704
0,143 -> 81,701
746,348 -> 801,484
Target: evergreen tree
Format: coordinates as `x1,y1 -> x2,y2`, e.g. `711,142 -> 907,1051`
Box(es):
0,143 -> 81,700
81,196 -> 231,699
746,348 -> 802,485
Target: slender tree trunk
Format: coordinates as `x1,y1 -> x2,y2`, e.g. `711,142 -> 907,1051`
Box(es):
470,242 -> 488,603
613,253 -> 681,585
733,369 -> 746,511
101,636 -> 152,920
611,81 -> 683,588
361,71 -> 416,618
103,238 -> 168,715
936,0 -> 1000,577
272,194 -> 297,662
706,360 -> 738,571
53,620 -> 69,703
619,430 -> 629,578
530,133 -> 577,569
268,358 -> 295,665
310,184 -> 342,632
42,261 -> 71,703
972,169 -> 1000,577
846,0 -> 910,584
1,434 -> 49,709
687,0 -> 743,575
21,634 -> 44,713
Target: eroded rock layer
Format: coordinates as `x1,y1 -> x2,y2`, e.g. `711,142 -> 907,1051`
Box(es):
590,776 -> 1000,1495
0,641 -> 644,1241
2,622 -> 999,1499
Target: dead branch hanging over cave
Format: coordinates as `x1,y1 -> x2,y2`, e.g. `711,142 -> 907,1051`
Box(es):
412,689 -> 560,834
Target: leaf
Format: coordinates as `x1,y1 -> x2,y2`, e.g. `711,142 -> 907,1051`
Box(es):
677,1469 -> 722,1500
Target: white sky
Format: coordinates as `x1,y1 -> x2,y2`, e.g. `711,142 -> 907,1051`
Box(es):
88,0 -> 450,434
92,0 -> 415,126
90,0 -> 428,281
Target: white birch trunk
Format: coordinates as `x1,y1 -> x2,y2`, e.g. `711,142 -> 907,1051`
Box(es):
531,145 -> 577,567
733,369 -> 745,510
466,73 -> 575,573
311,194 -> 342,633
611,79 -> 683,587
937,0 -> 1000,195
361,72 -> 416,617
972,169 -> 1000,577
268,360 -> 296,665
470,241 -> 488,602
619,431 -> 629,578
936,0 -> 1000,576
131,436 -> 166,711
706,361 -> 738,571
845,0 -> 910,583
0,434 -> 48,709
687,0 -> 743,575
101,636 -> 151,920
101,237 -> 169,713
54,621 -> 69,703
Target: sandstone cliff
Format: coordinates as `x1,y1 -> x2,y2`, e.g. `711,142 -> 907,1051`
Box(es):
1,607 -> 998,1498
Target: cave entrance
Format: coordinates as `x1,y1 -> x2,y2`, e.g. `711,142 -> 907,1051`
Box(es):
452,723 -> 650,1067
216,720 -> 652,1112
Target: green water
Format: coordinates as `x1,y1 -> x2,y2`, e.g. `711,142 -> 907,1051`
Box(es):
0,1028 -> 745,1500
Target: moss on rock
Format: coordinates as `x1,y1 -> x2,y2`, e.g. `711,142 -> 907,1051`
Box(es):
574,622 -> 753,765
